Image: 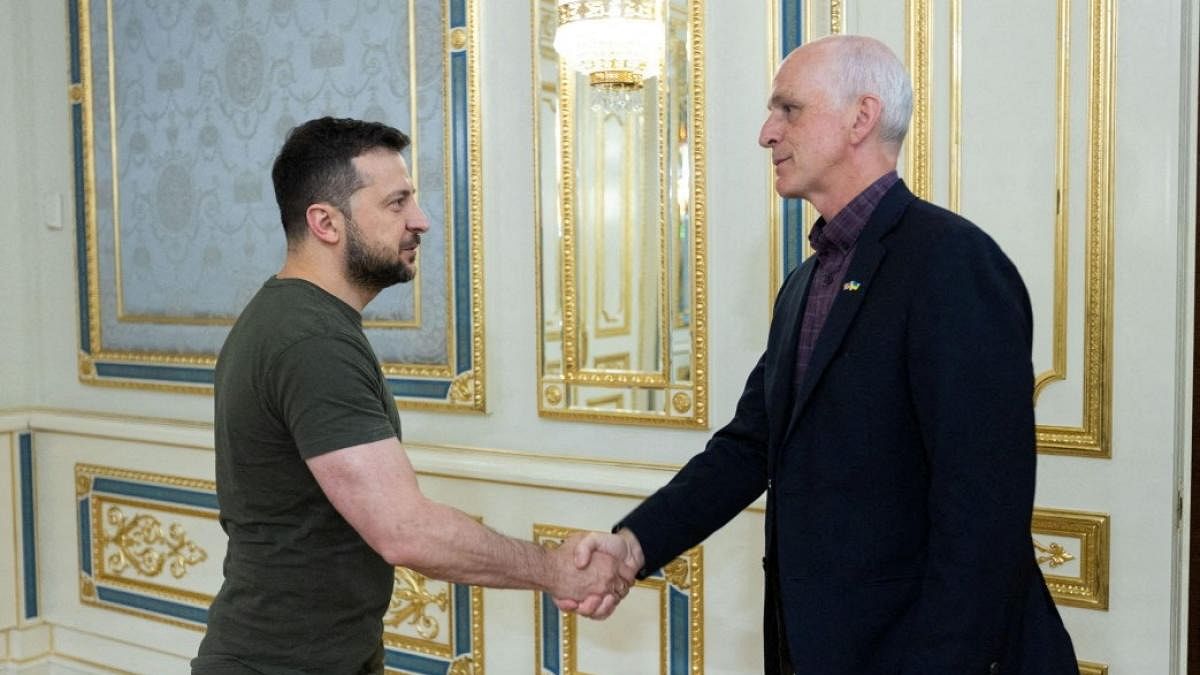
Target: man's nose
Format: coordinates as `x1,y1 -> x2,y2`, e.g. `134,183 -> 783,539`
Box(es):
407,205 -> 430,233
758,119 -> 778,148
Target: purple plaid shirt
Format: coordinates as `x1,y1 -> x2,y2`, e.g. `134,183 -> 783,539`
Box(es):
793,171 -> 899,392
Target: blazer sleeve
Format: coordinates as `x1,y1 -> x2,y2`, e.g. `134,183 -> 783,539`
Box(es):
617,353 -> 772,575
900,222 -> 1039,672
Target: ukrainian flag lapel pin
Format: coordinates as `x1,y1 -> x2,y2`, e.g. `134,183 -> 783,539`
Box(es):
842,280 -> 862,292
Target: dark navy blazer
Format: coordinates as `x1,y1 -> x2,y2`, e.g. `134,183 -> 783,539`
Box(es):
620,181 -> 1077,674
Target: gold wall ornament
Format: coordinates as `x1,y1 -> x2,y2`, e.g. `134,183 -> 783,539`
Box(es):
1033,538 -> 1076,568
99,507 -> 208,579
534,0 -> 708,428
671,391 -> 692,414
449,371 -> 475,403
384,568 -> 450,640
1032,507 -> 1109,610
1077,661 -> 1108,675
447,656 -> 478,675
77,463 -> 220,631
662,556 -> 692,589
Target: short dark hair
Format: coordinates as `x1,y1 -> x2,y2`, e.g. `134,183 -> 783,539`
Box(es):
271,117 -> 410,242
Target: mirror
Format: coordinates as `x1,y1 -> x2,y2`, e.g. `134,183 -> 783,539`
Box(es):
533,0 -> 707,427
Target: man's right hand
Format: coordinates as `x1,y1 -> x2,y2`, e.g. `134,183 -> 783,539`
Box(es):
548,531 -> 638,620
553,528 -> 645,618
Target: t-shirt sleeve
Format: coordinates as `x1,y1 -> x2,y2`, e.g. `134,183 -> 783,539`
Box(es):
267,333 -> 398,459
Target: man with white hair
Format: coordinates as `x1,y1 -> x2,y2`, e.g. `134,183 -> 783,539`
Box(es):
569,35 -> 1078,673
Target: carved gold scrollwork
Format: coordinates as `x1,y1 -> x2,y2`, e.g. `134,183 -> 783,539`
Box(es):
100,507 -> 208,579
662,557 -> 692,589
76,475 -> 93,496
450,371 -> 475,403
384,568 -> 450,640
671,392 -> 692,413
448,656 -> 478,675
1033,538 -> 1076,568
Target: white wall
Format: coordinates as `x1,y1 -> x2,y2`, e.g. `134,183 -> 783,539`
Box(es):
0,1 -> 36,410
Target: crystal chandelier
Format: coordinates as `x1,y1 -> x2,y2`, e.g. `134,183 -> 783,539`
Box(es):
553,0 -> 665,92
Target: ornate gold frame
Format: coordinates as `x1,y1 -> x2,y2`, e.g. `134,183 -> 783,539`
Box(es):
74,463 -> 486,669
1032,507 -> 1110,610
68,0 -> 486,412
532,0 -> 709,428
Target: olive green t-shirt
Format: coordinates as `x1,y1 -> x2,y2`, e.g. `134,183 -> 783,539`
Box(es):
195,277 -> 401,674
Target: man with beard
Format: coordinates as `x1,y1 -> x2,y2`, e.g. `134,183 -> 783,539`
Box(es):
192,117 -> 634,674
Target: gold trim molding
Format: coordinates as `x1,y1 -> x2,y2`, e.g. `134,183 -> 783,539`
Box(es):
1032,507 -> 1109,610
904,0 -> 932,199
1077,661 -> 1108,675
1035,0 -> 1115,457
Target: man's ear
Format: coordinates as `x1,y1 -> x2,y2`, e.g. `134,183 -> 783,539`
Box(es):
849,94 -> 883,145
305,203 -> 342,244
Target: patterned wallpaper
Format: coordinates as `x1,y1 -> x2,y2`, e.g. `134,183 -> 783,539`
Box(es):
72,0 -> 483,406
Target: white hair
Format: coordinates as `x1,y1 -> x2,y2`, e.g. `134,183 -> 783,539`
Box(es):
809,35 -> 913,147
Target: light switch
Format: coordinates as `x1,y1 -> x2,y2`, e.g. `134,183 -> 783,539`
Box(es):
44,191 -> 64,230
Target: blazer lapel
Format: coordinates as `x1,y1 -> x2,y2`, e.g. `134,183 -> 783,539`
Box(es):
784,182 -> 917,436
766,258 -> 817,445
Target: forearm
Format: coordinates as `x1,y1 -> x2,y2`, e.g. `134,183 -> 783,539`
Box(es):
388,498 -> 558,593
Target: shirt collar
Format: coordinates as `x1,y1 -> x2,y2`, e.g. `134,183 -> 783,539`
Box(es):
808,171 -> 899,256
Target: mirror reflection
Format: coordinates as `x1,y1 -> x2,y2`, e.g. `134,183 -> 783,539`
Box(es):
534,0 -> 705,426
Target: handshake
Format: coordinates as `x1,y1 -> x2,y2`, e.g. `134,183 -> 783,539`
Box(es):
547,528 -> 644,620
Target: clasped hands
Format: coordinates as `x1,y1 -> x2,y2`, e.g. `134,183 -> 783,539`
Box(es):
548,528 -> 644,620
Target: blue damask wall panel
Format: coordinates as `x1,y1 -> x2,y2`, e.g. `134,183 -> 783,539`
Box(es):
69,0 -> 484,411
